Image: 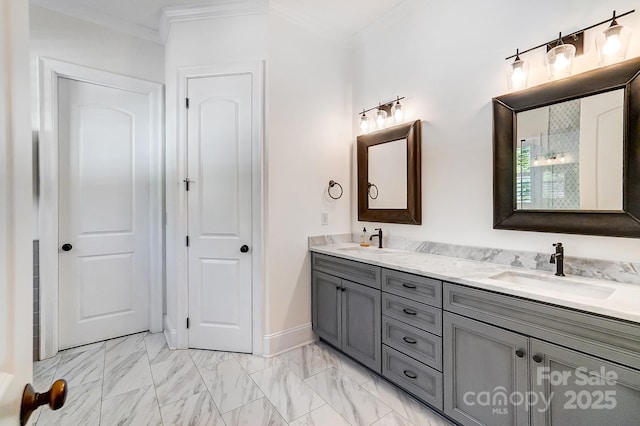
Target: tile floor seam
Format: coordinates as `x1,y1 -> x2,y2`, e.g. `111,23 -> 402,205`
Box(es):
247,362 -> 308,423
189,349 -> 227,421
98,345 -> 106,426
142,334 -> 165,425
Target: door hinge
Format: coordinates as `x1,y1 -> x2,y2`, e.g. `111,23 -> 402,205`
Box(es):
183,178 -> 190,191
186,98 -> 190,109
186,236 -> 190,247
186,318 -> 190,329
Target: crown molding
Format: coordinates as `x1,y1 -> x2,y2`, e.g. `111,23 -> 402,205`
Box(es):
30,0 -> 162,44
160,0 -> 268,43
269,0 -> 352,46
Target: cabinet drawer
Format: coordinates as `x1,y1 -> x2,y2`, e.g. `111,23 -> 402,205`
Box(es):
382,345 -> 443,410
443,282 -> 640,369
382,269 -> 442,307
382,293 -> 442,336
382,316 -> 442,371
312,253 -> 381,289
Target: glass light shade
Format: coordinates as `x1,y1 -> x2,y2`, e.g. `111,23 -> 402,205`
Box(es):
376,109 -> 387,129
596,24 -> 631,65
545,44 -> 576,80
507,58 -> 529,90
360,114 -> 369,133
393,102 -> 403,122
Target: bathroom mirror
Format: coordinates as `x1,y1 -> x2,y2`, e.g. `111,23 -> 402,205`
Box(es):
357,120 -> 421,224
493,56 -> 640,237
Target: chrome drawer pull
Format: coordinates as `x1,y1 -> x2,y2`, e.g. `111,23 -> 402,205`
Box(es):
402,283 -> 417,289
402,308 -> 417,316
403,336 -> 418,344
403,370 -> 418,379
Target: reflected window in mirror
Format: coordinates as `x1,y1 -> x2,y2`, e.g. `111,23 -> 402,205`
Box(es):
515,90 -> 623,211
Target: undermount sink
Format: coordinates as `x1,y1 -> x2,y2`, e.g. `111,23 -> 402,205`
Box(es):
338,246 -> 395,255
489,271 -> 615,300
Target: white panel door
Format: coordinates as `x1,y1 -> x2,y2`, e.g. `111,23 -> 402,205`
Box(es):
187,74 -> 253,352
58,77 -> 151,349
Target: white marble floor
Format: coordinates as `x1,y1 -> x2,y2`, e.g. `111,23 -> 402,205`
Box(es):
32,332 -> 454,426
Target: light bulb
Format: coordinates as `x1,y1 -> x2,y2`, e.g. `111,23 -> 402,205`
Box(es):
560,154 -> 566,163
376,109 -> 387,129
554,53 -> 569,71
512,66 -> 524,85
603,33 -> 622,56
393,102 -> 403,122
547,158 -> 552,164
360,114 -> 368,133
534,158 -> 539,166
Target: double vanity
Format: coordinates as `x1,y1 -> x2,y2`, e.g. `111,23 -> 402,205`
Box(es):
310,243 -> 640,426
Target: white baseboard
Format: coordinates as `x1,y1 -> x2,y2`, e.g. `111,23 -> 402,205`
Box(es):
262,323 -> 316,357
163,315 -> 177,349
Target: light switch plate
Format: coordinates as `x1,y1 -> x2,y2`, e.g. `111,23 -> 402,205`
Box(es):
321,212 -> 328,226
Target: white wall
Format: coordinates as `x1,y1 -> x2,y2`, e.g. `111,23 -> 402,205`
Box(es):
352,0 -> 640,263
164,13 -> 269,347
267,13 -> 352,335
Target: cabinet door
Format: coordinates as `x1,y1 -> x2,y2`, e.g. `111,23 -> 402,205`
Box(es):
312,271 -> 342,348
530,339 -> 640,426
443,312 -> 529,426
341,280 -> 382,373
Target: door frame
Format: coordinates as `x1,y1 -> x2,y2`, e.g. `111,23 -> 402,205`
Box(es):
173,62 -> 264,353
38,58 -> 164,359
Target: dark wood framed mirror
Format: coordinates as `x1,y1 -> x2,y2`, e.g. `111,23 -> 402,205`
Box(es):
493,56 -> 640,237
357,120 -> 421,224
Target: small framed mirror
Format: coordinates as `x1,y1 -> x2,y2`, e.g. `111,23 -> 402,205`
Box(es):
357,120 -> 421,224
493,57 -> 640,237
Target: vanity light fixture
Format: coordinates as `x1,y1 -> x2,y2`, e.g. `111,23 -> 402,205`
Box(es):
357,96 -> 406,134
392,96 -> 404,122
376,108 -> 388,129
504,9 -> 634,86
360,110 -> 369,133
507,49 -> 529,90
596,11 -> 632,65
545,33 -> 576,80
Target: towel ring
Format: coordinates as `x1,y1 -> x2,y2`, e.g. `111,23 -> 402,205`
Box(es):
328,180 -> 343,200
368,182 -> 379,200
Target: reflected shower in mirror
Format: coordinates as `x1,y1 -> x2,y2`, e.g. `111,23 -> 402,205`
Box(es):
368,139 -> 408,209
515,89 -> 623,211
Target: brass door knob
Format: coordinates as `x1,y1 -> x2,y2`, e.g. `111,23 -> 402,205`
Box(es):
20,379 -> 67,425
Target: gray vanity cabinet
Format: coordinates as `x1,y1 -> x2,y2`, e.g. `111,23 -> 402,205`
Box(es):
341,280 -> 382,372
311,254 -> 382,373
443,312 -> 530,426
529,339 -> 640,426
312,271 -> 342,348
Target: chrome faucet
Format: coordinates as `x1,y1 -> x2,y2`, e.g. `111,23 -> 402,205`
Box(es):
369,228 -> 383,249
550,242 -> 565,276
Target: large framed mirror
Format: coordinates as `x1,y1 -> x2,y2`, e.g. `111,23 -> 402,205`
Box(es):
357,120 -> 421,224
493,56 -> 640,237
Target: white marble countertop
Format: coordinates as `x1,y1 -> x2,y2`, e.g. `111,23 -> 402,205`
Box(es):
310,243 -> 640,324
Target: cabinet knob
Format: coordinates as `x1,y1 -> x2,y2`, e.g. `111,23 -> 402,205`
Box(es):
403,336 -> 418,344
515,349 -> 525,358
402,283 -> 417,289
240,245 -> 250,253
61,243 -> 72,252
532,354 -> 543,364
402,308 -> 417,316
20,379 -> 67,425
336,285 -> 341,291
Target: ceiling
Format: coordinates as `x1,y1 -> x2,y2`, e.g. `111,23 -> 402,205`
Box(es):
30,0 -> 406,43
